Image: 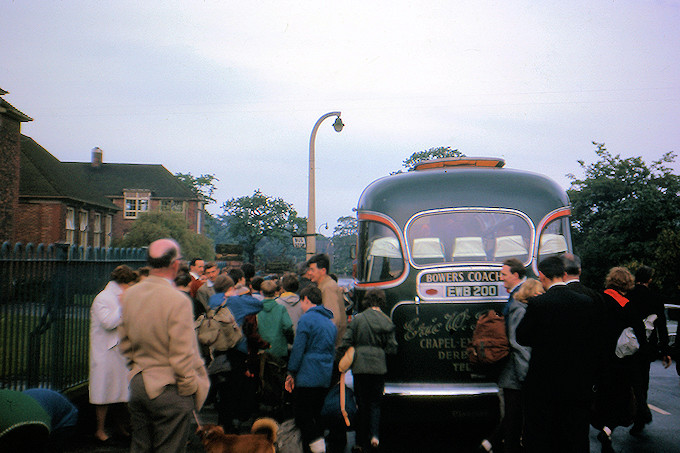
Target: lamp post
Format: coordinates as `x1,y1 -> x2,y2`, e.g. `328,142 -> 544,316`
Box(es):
307,111 -> 343,259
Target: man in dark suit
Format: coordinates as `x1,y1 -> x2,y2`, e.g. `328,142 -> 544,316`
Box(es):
517,256 -> 599,453
561,253 -> 601,303
627,266 -> 672,434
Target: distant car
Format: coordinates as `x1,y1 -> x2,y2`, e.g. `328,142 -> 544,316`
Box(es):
665,304 -> 679,347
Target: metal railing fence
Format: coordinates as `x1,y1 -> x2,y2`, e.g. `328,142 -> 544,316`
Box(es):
0,241 -> 146,391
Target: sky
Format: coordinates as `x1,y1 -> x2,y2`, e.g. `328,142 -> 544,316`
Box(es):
2,0 -> 679,235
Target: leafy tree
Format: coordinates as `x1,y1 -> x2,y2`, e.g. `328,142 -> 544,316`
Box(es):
114,211 -> 215,260
653,229 -> 680,294
567,142 -> 680,291
219,189 -> 306,263
175,172 -> 219,204
393,146 -> 465,174
331,215 -> 358,276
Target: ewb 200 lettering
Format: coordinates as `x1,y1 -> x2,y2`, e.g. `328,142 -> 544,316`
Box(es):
446,285 -> 498,298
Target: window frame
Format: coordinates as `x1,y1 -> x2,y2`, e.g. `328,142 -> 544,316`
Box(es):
404,207 -> 535,269
93,212 -> 102,248
65,208 -> 76,244
78,210 -> 89,246
124,190 -> 151,219
104,215 -> 113,247
355,212 -> 409,289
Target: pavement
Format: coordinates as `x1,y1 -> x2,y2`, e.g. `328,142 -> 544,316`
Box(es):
63,403 -> 219,453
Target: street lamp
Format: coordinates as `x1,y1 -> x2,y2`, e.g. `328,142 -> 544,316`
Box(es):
307,111 -> 343,259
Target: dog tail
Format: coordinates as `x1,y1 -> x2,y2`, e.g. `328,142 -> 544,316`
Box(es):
251,417 -> 279,443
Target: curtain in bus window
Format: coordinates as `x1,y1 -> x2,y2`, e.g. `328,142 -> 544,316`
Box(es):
358,221 -> 404,283
538,217 -> 570,262
407,211 -> 532,266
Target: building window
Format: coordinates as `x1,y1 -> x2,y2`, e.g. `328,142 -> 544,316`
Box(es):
105,215 -> 113,247
65,208 -> 76,244
124,191 -> 150,218
93,213 -> 102,248
79,210 -> 89,246
160,200 -> 185,213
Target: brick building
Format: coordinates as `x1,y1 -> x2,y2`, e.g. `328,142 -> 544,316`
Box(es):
0,89 -> 204,247
0,88 -> 32,243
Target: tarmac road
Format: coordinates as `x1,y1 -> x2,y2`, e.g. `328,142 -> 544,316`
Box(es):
62,361 -> 680,452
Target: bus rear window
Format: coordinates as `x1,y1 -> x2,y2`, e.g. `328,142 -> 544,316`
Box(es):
538,216 -> 570,262
358,221 -> 405,283
406,210 -> 533,266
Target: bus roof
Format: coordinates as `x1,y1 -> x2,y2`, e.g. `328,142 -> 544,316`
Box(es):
357,161 -> 570,227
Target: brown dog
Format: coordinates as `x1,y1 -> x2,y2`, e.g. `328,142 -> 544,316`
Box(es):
196,418 -> 278,453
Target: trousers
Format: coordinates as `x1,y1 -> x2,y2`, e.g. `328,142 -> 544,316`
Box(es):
128,373 -> 194,453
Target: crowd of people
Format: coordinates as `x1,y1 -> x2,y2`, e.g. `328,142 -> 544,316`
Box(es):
85,239 -> 394,453
9,236 -> 677,453
479,255 -> 676,453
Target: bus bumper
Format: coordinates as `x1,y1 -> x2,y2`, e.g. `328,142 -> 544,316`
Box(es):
382,382 -> 501,421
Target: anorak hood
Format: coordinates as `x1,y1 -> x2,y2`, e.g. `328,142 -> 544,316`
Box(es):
360,308 -> 396,334
277,293 -> 300,307
261,298 -> 278,313
308,304 -> 334,320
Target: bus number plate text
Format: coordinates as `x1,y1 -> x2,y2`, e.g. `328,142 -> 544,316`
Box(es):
446,284 -> 498,298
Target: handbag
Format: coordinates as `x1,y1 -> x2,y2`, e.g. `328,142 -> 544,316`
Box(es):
320,379 -> 357,427
615,327 -> 639,358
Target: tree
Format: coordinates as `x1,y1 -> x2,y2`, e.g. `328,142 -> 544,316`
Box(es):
219,189 -> 306,264
114,211 -> 215,260
175,172 -> 219,204
394,146 -> 465,173
567,142 -> 680,291
331,215 -> 358,276
653,229 -> 680,294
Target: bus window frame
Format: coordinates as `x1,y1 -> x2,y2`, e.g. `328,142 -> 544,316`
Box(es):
404,207 -> 536,269
532,207 -> 572,275
356,211 -> 409,289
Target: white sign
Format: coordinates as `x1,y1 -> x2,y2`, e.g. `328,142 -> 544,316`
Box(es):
293,236 -> 306,248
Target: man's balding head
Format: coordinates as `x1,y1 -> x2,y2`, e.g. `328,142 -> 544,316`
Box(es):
147,239 -> 181,269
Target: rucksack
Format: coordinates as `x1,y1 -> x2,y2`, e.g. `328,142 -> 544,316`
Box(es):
467,309 -> 510,366
195,304 -> 243,351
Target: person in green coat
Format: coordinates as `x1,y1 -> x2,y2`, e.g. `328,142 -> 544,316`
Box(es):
257,280 -> 294,359
338,289 -> 397,452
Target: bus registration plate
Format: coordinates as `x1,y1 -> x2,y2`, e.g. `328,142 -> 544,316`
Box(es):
446,284 -> 498,298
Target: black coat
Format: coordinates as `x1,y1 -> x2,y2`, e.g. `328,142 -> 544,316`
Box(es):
516,284 -> 599,402
626,283 -> 670,358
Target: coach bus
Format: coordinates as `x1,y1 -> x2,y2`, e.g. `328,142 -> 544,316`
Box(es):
353,157 -> 572,418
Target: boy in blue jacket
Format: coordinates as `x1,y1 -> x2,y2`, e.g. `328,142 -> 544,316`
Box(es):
285,285 -> 337,453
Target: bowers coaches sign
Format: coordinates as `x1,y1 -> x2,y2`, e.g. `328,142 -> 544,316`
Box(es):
417,269 -> 506,301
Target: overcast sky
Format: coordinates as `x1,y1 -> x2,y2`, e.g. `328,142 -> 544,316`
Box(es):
2,1 -> 679,234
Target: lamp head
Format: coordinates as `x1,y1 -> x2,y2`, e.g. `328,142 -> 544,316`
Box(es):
333,116 -> 344,132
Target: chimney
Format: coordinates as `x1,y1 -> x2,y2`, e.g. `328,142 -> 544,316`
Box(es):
91,147 -> 103,168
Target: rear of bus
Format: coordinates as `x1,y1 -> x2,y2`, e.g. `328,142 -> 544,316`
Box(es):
353,158 -> 572,419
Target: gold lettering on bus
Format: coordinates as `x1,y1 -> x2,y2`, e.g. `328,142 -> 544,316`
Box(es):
421,270 -> 501,284
419,338 -> 457,349
443,310 -> 471,332
423,272 -> 465,283
403,318 -> 442,341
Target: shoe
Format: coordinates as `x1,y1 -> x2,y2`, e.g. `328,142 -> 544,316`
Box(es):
597,430 -> 615,453
94,432 -> 112,444
630,423 -> 645,436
